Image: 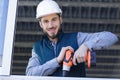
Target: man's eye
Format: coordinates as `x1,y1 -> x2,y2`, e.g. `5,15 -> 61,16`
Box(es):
44,20 -> 48,23
52,18 -> 57,21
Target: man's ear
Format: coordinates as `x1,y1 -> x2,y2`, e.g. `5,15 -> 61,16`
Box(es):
60,17 -> 63,24
39,21 -> 43,28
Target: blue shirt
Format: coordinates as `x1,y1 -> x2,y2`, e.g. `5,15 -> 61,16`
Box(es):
26,31 -> 118,76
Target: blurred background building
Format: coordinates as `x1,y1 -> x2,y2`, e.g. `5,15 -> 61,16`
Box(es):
12,0 -> 120,78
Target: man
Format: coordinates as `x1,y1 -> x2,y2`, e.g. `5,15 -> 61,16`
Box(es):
26,0 -> 118,77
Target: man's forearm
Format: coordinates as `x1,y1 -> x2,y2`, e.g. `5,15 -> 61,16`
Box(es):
77,31 -> 118,51
26,58 -> 60,76
26,50 -> 60,76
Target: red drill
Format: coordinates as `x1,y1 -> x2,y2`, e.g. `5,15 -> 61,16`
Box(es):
62,49 -> 91,76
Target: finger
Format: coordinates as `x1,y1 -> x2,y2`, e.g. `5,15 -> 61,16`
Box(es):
83,57 -> 86,62
59,46 -> 73,60
81,56 -> 86,62
60,47 -> 69,54
77,57 -> 85,63
76,57 -> 81,63
73,55 -> 77,65
67,46 -> 74,52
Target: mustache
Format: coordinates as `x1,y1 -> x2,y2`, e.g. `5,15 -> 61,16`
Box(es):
47,27 -> 56,30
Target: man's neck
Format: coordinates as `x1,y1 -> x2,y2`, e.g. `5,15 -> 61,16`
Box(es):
49,37 -> 58,43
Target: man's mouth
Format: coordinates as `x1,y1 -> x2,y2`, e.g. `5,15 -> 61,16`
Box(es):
48,28 -> 56,33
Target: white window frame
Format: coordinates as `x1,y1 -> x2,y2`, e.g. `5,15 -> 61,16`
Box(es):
0,0 -> 18,75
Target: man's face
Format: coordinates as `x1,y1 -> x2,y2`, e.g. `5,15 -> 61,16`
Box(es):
39,13 -> 62,39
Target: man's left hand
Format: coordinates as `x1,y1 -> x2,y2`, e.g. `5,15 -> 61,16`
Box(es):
73,44 -> 89,65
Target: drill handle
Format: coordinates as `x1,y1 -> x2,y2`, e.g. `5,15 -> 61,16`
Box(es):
63,49 -> 73,67
86,50 -> 91,68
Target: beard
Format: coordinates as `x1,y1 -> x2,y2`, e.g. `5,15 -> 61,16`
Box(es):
43,27 -> 62,39
46,32 -> 58,39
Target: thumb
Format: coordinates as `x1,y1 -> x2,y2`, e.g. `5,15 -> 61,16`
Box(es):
72,54 -> 77,66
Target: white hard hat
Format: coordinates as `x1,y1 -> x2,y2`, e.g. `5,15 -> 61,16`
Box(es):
36,0 -> 62,19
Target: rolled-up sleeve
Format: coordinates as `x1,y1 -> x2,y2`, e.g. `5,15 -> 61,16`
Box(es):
77,31 -> 118,51
26,49 -> 60,76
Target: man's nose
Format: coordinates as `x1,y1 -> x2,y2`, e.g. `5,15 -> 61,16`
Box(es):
48,21 -> 53,28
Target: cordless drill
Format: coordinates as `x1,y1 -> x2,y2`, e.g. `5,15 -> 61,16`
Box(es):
62,49 -> 96,76
62,49 -> 73,77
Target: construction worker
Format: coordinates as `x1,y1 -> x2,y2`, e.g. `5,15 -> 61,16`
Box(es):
26,0 -> 118,77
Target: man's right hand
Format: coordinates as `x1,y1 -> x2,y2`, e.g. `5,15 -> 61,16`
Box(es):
56,46 -> 74,64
